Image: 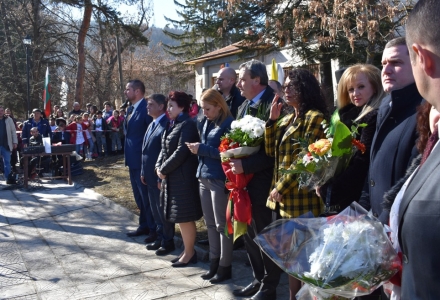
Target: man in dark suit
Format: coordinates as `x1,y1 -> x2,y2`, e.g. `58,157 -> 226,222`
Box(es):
215,67 -> 246,119
124,80 -> 156,238
230,60 -> 282,300
358,37 -> 422,226
140,94 -> 175,256
398,1 -> 440,298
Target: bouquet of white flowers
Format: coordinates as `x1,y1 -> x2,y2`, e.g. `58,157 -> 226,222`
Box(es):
255,202 -> 401,300
219,115 -> 266,159
219,114 -> 266,241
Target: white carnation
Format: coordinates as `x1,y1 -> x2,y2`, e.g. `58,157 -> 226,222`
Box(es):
254,127 -> 264,137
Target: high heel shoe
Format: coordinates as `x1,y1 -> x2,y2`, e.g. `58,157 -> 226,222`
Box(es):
171,252 -> 197,268
171,252 -> 183,263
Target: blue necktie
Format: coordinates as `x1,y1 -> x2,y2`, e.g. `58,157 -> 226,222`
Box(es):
147,122 -> 156,139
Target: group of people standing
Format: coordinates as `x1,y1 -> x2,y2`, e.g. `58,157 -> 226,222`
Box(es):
121,26 -> 435,299
3,3 -> 439,298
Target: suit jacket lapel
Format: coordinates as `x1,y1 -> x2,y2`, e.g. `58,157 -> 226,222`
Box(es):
281,114 -> 300,143
237,100 -> 250,119
371,98 -> 392,161
398,144 -> 440,232
143,116 -> 166,150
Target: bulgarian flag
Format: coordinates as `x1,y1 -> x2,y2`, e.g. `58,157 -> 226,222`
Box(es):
42,67 -> 51,117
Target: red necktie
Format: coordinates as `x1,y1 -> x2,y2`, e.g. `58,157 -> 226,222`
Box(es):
420,126 -> 439,166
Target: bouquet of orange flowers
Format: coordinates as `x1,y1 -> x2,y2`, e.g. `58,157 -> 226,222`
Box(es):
281,120 -> 366,190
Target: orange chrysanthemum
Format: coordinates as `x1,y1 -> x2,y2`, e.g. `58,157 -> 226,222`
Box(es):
308,139 -> 332,156
219,138 -> 239,152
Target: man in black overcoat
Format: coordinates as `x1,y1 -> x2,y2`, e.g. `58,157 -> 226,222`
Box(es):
229,60 -> 282,300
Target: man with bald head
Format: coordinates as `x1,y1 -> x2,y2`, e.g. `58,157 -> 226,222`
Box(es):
215,67 -> 245,118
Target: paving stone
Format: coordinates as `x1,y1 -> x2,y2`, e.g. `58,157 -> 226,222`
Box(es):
166,288 -> 216,299
0,272 -> 35,289
69,280 -> 119,299
39,286 -> 78,300
0,250 -> 22,265
1,183 -> 264,300
5,294 -> 39,300
33,275 -> 76,293
119,284 -> 167,300
109,273 -> 151,290
0,262 -> 27,275
82,291 -> 127,300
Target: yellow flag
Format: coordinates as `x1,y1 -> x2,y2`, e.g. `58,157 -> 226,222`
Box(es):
271,58 -> 278,81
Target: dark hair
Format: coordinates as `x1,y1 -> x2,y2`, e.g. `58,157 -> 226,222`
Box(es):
90,105 -> 98,114
128,79 -> 146,94
416,101 -> 431,154
287,69 -> 329,119
148,94 -> 167,111
406,0 -> 439,60
239,60 -> 268,86
168,91 -> 191,113
385,37 -> 407,49
103,101 -> 111,106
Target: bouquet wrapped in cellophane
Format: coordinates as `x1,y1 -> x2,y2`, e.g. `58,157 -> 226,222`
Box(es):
254,202 -> 401,300
219,115 -> 266,241
281,120 -> 366,190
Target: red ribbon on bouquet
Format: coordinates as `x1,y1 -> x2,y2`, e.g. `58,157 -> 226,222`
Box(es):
222,161 -> 253,239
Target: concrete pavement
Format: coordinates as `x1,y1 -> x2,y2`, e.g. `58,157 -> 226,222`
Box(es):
0,179 -> 288,299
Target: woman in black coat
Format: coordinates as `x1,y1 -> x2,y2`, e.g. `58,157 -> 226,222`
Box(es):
318,64 -> 385,212
156,91 -> 202,267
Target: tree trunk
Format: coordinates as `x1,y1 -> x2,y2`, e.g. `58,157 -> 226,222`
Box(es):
1,1 -> 18,78
74,0 -> 93,108
319,50 -> 335,111
0,0 -> 21,109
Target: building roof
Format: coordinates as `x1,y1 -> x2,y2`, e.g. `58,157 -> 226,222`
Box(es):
184,42 -> 243,65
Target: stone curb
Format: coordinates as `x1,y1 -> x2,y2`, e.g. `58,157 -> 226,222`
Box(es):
82,186 -> 210,262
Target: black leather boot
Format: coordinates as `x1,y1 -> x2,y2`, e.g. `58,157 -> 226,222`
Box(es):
201,258 -> 219,280
209,265 -> 231,283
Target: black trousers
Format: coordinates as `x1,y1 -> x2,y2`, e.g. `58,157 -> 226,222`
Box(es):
244,203 -> 282,291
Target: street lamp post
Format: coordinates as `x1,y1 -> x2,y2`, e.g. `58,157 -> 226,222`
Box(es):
23,35 -> 32,118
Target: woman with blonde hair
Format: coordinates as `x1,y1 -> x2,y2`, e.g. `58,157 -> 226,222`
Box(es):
318,64 -> 385,212
186,88 -> 234,283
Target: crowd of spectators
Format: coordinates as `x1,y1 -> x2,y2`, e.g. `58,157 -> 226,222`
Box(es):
0,100 -> 128,181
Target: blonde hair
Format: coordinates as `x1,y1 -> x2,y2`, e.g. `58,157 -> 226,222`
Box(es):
200,89 -> 232,125
337,64 -> 385,122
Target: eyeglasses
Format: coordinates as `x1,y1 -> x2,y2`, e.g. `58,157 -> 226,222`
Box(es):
282,83 -> 294,90
282,84 -> 299,94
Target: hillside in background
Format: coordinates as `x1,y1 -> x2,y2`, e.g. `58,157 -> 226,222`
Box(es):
149,26 -> 182,47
